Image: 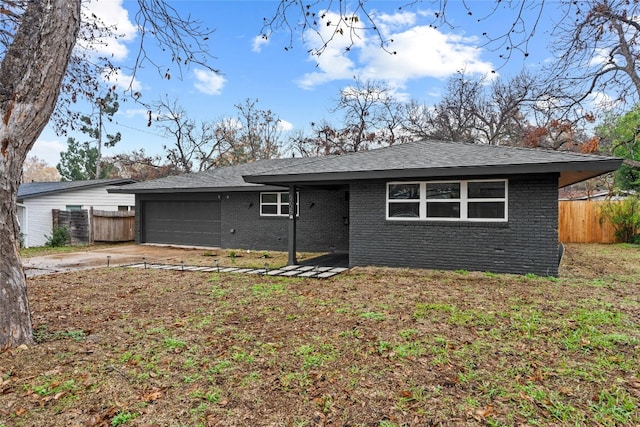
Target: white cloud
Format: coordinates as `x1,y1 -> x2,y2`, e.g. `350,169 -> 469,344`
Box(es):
295,10 -> 494,89
193,69 -> 227,95
278,119 -> 293,132
252,35 -> 269,53
123,108 -> 150,119
29,138 -> 66,166
80,0 -> 137,61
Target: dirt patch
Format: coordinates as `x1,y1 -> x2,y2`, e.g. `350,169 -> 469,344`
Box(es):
21,245 -> 313,277
2,243 -> 639,426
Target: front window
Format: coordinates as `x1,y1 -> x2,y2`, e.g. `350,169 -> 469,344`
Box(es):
260,192 -> 299,217
387,180 -> 507,221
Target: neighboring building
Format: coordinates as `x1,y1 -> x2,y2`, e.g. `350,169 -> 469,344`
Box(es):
17,179 -> 135,247
111,140 -> 622,276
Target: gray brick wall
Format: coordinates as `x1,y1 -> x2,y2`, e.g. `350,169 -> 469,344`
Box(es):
222,189 -> 349,253
349,175 -> 560,276
135,189 -> 349,254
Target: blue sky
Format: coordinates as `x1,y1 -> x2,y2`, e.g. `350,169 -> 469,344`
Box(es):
32,0 -> 559,167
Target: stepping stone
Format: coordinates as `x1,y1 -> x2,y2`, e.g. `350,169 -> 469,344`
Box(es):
318,271 -> 339,278
297,271 -> 318,278
281,270 -> 302,276
123,262 -> 347,279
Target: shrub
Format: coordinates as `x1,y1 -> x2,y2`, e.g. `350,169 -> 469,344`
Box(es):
45,226 -> 70,247
600,196 -> 640,243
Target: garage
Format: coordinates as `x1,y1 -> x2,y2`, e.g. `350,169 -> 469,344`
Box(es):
141,199 -> 221,247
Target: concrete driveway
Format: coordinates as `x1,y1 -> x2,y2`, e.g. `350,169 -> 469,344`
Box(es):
22,244 -> 209,277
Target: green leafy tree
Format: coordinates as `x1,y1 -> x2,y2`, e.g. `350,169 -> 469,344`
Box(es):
596,106 -> 640,191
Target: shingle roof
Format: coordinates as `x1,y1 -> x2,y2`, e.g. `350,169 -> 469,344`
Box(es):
18,179 -> 135,200
243,139 -> 623,188
109,158 -> 318,194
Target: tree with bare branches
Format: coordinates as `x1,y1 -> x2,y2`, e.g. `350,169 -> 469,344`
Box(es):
546,0 -> 640,109
0,0 -> 215,349
292,78 -> 410,156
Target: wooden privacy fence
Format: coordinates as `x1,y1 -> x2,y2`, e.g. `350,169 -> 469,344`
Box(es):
91,209 -> 135,242
53,208 -> 135,244
558,200 -> 619,243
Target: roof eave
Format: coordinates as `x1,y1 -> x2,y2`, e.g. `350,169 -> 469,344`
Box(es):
18,179 -> 136,199
244,159 -> 623,186
108,184 -> 288,194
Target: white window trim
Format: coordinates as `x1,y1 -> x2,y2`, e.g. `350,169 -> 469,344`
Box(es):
386,179 -> 508,222
260,192 -> 300,217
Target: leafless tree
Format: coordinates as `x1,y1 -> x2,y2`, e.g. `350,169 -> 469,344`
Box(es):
0,0 -> 215,349
154,97 -> 284,170
292,78 -> 411,156
153,97 -> 224,173
404,71 -> 542,146
216,98 -> 283,166
106,150 -> 179,181
545,0 -> 640,110
333,78 -> 411,150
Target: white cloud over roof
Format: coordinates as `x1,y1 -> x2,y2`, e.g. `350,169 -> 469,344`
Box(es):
296,9 -> 494,90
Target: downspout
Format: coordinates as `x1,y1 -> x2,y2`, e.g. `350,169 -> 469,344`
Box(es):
17,202 -> 28,248
287,185 -> 297,265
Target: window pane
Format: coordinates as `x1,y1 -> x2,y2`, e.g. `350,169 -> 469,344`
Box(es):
261,205 -> 278,215
281,193 -> 289,203
389,184 -> 420,199
426,183 -> 460,199
281,204 -> 289,215
468,181 -> 505,198
426,202 -> 460,218
389,202 -> 420,218
469,202 -> 505,219
261,193 -> 277,203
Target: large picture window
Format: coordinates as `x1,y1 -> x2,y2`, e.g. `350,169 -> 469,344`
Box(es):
260,192 -> 299,217
387,180 -> 507,221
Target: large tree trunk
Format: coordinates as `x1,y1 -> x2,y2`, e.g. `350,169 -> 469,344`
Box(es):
0,0 -> 81,350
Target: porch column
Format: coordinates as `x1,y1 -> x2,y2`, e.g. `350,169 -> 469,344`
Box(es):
287,185 -> 297,265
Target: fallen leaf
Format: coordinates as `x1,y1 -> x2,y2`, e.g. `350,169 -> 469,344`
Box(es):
475,404 -> 494,418
142,389 -> 163,402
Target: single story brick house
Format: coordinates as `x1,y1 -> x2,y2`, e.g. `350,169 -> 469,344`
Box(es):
111,140 -> 622,276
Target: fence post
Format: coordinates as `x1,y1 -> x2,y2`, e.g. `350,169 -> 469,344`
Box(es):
89,206 -> 94,245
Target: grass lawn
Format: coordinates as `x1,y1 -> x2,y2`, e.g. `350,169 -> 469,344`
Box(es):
1,243 -> 639,426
